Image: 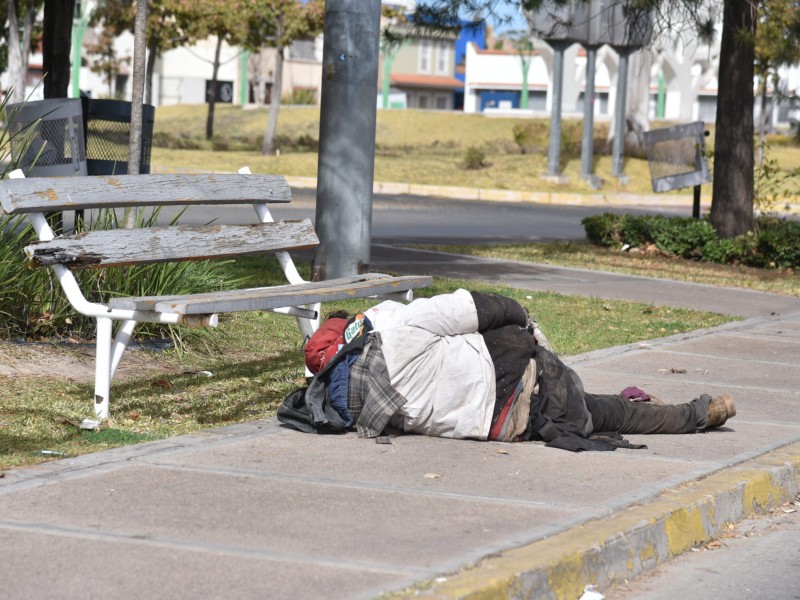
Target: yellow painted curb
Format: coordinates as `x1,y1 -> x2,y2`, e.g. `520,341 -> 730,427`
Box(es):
405,443 -> 800,600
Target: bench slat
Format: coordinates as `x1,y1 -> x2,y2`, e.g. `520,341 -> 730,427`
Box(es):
1,173 -> 291,214
25,219 -> 318,269
108,274 -> 434,315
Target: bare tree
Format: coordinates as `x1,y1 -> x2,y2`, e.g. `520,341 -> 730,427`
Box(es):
7,0 -> 36,103
128,0 -> 148,176
123,0 -> 148,229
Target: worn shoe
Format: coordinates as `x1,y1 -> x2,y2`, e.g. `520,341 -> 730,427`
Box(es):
706,395 -> 736,429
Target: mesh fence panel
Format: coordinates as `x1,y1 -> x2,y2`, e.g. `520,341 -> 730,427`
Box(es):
645,137 -> 699,180
7,100 -> 87,176
643,121 -> 711,193
86,119 -> 130,162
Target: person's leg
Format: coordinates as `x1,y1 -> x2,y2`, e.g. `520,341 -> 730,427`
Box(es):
584,393 -> 712,435
470,292 -> 528,332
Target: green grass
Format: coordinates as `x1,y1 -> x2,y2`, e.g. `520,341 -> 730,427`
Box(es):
150,104 -> 800,199
0,258 -> 734,470
416,241 -> 800,296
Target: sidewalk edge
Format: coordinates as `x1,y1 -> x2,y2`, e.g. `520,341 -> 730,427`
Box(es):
400,442 -> 800,600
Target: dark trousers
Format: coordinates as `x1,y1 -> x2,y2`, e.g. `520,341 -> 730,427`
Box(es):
584,393 -> 710,435
470,291 -> 711,437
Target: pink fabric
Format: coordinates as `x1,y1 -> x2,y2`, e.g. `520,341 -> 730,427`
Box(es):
621,386 -> 651,402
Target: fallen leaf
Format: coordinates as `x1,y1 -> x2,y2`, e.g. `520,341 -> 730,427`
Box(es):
782,508 -> 797,514
706,540 -> 722,549
495,448 -> 510,455
152,379 -> 172,390
423,472 -> 441,479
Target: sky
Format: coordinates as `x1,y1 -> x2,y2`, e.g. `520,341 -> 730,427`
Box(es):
486,3 -> 528,34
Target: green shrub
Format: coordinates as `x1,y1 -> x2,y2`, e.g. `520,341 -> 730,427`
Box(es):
151,131 -> 209,150
273,132 -> 318,152
463,145 -> 489,170
581,212 -> 621,246
282,88 -> 317,105
582,213 -> 800,269
559,120 -> 583,161
756,217 -> 800,269
649,217 -> 717,259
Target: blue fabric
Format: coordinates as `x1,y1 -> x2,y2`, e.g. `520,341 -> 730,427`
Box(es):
327,351 -> 359,427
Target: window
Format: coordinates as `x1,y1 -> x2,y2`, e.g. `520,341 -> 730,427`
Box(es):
435,95 -> 448,110
289,39 -> 316,61
436,41 -> 450,75
419,39 -> 432,73
417,94 -> 430,109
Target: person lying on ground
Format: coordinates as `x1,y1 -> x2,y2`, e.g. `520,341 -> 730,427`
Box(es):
277,290 -> 736,451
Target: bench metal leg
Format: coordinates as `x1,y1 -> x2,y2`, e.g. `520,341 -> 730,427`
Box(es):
296,302 -> 320,345
94,317 -> 113,420
110,320 -> 137,380
296,303 -> 320,378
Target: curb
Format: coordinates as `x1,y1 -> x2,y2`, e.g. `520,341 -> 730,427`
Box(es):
404,442 -> 800,600
286,175 -> 706,209
284,175 -> 800,214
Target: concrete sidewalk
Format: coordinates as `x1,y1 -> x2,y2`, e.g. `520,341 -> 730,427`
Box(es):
1,253 -> 799,600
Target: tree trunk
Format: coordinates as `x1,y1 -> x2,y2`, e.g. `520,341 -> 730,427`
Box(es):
122,0 -> 148,229
756,78 -> 768,166
128,0 -> 148,177
710,0 -> 756,238
42,0 -> 76,99
262,46 -> 285,155
8,0 -> 25,103
145,39 -> 159,106
206,36 -> 224,140
21,0 -> 34,95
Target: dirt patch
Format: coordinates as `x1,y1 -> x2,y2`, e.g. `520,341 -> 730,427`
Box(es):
0,340 -> 177,383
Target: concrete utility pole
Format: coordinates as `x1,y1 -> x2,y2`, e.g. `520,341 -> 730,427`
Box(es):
313,0 -> 381,280
611,47 -> 630,182
580,45 -> 601,189
545,41 -> 570,181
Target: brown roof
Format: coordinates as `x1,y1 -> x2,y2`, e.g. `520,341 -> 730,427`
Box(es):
390,73 -> 464,90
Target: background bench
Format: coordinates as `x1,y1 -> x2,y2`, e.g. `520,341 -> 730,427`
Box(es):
0,168 -> 432,419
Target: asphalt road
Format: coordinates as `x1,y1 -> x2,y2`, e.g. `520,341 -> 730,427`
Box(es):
606,507 -> 800,600
160,187 -> 694,243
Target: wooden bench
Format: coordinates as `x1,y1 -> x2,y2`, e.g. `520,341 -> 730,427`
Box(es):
0,168 -> 432,419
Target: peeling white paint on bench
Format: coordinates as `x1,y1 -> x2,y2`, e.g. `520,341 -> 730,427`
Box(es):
25,220 -> 319,268
0,173 -> 291,213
